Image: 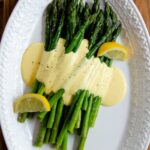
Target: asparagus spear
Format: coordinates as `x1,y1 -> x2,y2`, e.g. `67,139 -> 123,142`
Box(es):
89,96 -> 102,127
37,89 -> 65,121
31,81 -> 41,93
62,132 -> 68,150
56,0 -> 62,13
76,0 -> 84,31
18,113 -> 28,123
47,101 -> 58,128
56,90 -> 82,148
48,14 -> 64,50
99,56 -> 105,63
65,13 -> 98,53
79,0 -> 84,14
112,23 -> 122,41
50,89 -> 65,106
47,1 -> 58,51
27,113 -> 34,119
68,90 -> 87,133
104,0 -> 111,31
105,58 -> 110,66
73,2 -> 91,52
73,32 -> 84,52
78,95 -> 94,150
37,84 -> 45,95
78,136 -> 87,150
88,0 -> 100,39
75,109 -> 82,129
92,0 -> 101,13
81,94 -> 94,137
65,0 -> 77,47
45,4 -> 51,51
86,23 -> 120,58
61,0 -> 68,39
83,3 -> 91,20
108,59 -> 113,67
89,10 -> 104,50
50,98 -> 64,144
68,0 -> 77,38
44,128 -> 51,144
82,91 -> 90,111
110,6 -> 117,25
34,114 -> 49,147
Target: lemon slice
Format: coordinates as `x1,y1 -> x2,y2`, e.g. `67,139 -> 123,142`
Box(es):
14,94 -> 50,113
97,42 -> 129,61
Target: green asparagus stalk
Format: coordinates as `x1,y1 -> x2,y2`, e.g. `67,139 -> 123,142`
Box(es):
34,114 -> 48,147
32,81 -> 41,93
92,0 -> 101,13
56,0 -> 62,13
105,58 -> 110,66
86,23 -> 120,58
62,132 -> 68,150
82,91 -> 90,111
45,4 -> 51,51
88,0 -> 101,39
75,109 -> 82,129
37,84 -> 45,95
73,32 -> 84,52
76,0 -> 84,31
37,89 -> 65,121
89,96 -> 102,127
65,0 -> 77,47
56,90 -> 82,148
68,90 -> 87,133
78,136 -> 87,150
68,0 -> 77,37
104,0 -> 111,31
65,13 -> 98,53
83,3 -> 92,39
27,113 -> 34,119
61,0 -> 68,38
112,23 -> 122,41
47,101 -> 58,128
49,14 -> 64,50
78,95 -> 94,150
50,89 -> 65,106
44,128 -> 51,144
99,56 -> 105,63
79,0 -> 84,14
18,113 -> 28,123
50,98 -> 64,144
89,10 -> 104,50
81,94 -> 94,137
110,6 -> 117,25
47,1 -> 58,51
108,59 -> 113,67
83,3 -> 91,20
50,0 -> 57,33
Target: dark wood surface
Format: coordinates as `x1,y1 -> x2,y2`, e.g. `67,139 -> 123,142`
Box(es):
0,0 -> 150,150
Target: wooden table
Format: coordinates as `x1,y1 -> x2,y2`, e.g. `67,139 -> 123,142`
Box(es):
0,0 -> 150,150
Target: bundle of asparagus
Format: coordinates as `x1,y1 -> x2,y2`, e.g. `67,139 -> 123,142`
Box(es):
18,0 -> 122,149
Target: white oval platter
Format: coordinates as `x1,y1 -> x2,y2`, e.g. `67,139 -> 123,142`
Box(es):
0,0 -> 150,150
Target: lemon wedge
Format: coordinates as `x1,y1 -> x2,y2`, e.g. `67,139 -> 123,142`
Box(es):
14,94 -> 50,113
97,42 -> 129,61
